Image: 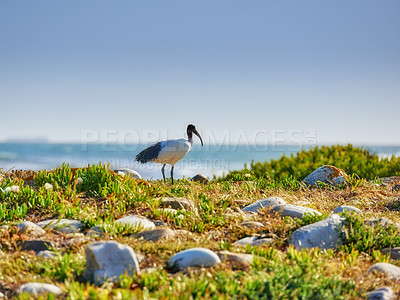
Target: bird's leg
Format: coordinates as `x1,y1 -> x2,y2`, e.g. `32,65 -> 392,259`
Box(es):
161,164 -> 166,183
171,166 -> 174,185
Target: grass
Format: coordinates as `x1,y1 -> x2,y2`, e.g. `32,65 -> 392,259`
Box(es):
0,145 -> 400,299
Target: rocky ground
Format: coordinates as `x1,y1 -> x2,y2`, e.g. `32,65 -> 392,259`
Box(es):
0,164 -> 400,299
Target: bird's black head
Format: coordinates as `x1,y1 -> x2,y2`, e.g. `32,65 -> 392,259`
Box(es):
187,124 -> 203,146
187,124 -> 196,132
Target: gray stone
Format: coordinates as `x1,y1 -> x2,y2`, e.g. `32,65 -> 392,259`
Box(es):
366,287 -> 395,300
302,165 -> 347,186
240,221 -> 264,229
114,168 -> 142,179
191,174 -> 210,184
270,204 -> 321,219
234,236 -> 274,246
160,197 -> 197,212
83,241 -> 140,285
241,197 -> 286,213
289,214 -> 345,250
368,263 -> 400,280
114,215 -> 155,231
380,176 -> 400,185
216,251 -> 254,267
86,226 -> 105,237
37,219 -> 84,233
168,248 -> 221,271
16,282 -> 61,296
333,205 -> 361,214
365,217 -> 391,227
153,220 -> 166,227
17,221 -> 46,236
37,250 -> 57,259
381,247 -> 400,260
20,240 -> 53,253
133,228 -> 176,242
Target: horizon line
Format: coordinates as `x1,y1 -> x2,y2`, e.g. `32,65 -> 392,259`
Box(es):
1,140 -> 400,147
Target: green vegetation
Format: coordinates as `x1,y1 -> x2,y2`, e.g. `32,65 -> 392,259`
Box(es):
0,145 -> 400,298
222,144 -> 400,182
340,211 -> 400,254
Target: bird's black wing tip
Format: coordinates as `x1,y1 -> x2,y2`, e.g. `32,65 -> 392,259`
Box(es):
135,142 -> 162,164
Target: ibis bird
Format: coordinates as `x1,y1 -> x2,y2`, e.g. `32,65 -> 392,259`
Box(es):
136,124 -> 203,184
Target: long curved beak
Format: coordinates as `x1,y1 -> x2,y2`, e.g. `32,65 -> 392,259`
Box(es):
193,129 -> 203,146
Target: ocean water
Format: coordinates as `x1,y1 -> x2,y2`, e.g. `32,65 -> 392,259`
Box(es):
0,143 -> 399,180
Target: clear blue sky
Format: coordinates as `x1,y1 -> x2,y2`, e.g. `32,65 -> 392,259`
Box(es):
1,1 -> 399,145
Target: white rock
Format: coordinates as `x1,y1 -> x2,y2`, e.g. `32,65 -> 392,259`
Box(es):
241,197 -> 286,213
234,236 -> 274,246
366,287 -> 395,300
270,204 -> 321,219
368,263 -> 400,280
83,241 -> 140,285
303,165 -> 347,186
37,250 -> 57,259
168,248 -> 221,271
114,215 -> 155,231
37,219 -> 83,233
17,282 -> 61,296
333,205 -> 361,214
0,225 -> 9,231
217,251 -> 254,266
44,183 -> 53,190
17,221 -> 46,236
114,168 -> 142,179
289,214 -> 345,250
4,185 -> 20,193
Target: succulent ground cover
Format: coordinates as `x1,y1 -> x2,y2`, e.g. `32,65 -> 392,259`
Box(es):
0,145 -> 400,299
221,144 -> 400,182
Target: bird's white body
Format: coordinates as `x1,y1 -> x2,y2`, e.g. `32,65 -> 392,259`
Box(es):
153,138 -> 192,166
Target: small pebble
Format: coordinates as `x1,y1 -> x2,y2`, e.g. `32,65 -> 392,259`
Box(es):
168,248 -> 221,271
366,287 -> 395,300
333,205 -> 361,214
368,263 -> 400,280
17,282 -> 61,296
